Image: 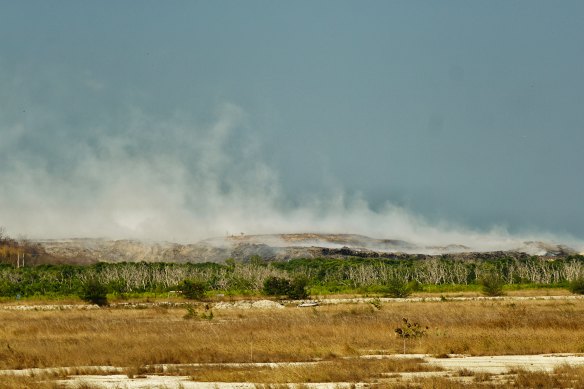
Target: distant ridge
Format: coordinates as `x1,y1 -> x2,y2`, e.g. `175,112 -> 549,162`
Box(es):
23,233 -> 579,265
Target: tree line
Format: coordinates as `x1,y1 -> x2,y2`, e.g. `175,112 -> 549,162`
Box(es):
1,254 -> 583,299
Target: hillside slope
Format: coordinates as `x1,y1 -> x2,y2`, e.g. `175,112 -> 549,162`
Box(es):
25,233 -> 578,265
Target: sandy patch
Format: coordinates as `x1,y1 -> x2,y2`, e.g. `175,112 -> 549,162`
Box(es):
56,375 -> 366,389
2,294 -> 583,311
213,299 -> 285,310
427,353 -> 584,374
2,354 -> 581,388
386,353 -> 584,374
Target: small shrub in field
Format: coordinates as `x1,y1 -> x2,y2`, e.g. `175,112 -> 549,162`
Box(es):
183,304 -> 213,320
200,304 -> 214,320
79,279 -> 108,306
457,368 -> 474,376
479,272 -> 505,296
568,277 -> 584,294
370,297 -> 382,310
179,279 -> 207,300
394,317 -> 428,354
183,305 -> 197,320
385,276 -> 411,298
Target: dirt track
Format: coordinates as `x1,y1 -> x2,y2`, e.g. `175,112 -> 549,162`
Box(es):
3,353 -> 584,388
1,293 -> 583,311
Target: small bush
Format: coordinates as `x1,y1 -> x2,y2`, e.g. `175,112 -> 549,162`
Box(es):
394,317 -> 428,354
568,277 -> 584,294
288,277 -> 309,300
407,279 -> 423,292
200,304 -> 214,320
79,279 -> 108,306
179,279 -> 207,300
385,276 -> 411,298
370,298 -> 382,310
263,276 -> 290,297
183,305 -> 197,320
263,276 -> 309,300
479,272 -> 505,296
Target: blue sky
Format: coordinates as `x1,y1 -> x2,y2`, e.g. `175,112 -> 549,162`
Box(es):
1,1 -> 583,245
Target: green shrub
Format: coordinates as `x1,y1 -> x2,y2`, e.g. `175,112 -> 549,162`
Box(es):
568,277 -> 584,294
183,305 -> 198,319
263,276 -> 290,296
370,297 -> 382,310
288,277 -> 309,300
263,276 -> 309,300
480,272 -> 505,296
79,279 -> 108,306
407,279 -> 423,292
179,279 -> 207,300
385,276 -> 411,298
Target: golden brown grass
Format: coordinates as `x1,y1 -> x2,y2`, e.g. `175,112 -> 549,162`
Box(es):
185,358 -> 436,383
385,365 -> 584,388
1,298 -> 584,372
0,375 -> 58,389
504,288 -> 572,297
504,365 -> 584,388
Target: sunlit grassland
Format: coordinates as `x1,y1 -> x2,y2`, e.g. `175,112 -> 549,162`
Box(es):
2,298 -> 584,372
3,365 -> 584,388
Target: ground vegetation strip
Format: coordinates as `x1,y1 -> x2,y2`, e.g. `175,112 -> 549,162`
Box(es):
1,254 -> 584,298
5,367 -> 584,389
2,298 -> 584,372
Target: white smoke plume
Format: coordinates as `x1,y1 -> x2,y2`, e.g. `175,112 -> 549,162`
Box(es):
0,103 -> 581,252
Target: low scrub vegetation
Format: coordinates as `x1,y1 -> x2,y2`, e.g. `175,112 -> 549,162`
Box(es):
479,271 -> 506,296
568,277 -> 584,294
384,275 -> 413,298
263,276 -> 308,299
79,278 -> 108,306
178,279 -> 208,300
0,254 -> 582,300
188,357 -> 437,383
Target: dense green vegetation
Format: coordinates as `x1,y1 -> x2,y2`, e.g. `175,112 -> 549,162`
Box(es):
79,278 -> 109,306
568,277 -> 584,294
263,276 -> 309,299
178,279 -> 208,300
0,254 -> 583,301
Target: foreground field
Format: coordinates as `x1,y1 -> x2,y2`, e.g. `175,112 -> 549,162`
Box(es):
2,295 -> 584,387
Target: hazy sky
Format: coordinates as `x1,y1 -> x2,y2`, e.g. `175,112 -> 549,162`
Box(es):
1,1 -> 583,245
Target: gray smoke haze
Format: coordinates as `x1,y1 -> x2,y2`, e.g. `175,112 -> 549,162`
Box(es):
0,101 -> 581,252
1,2 -> 584,251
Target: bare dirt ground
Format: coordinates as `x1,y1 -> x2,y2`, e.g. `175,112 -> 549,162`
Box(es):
416,353 -> 584,374
3,353 -> 583,388
55,374 -> 368,388
1,293 -> 583,311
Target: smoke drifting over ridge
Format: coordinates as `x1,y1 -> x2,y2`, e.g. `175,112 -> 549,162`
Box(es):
2,1 -> 584,254
0,102 -> 581,252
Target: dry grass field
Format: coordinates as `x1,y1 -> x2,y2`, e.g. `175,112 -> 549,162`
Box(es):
2,296 -> 584,387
